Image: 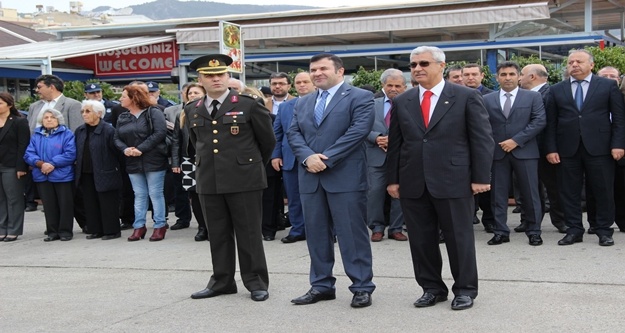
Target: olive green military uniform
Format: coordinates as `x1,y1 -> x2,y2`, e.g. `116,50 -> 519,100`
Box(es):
184,89 -> 276,293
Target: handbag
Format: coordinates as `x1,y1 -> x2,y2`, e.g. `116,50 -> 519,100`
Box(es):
146,106 -> 174,156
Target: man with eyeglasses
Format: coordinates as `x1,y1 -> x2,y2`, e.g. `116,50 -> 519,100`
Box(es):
265,72 -> 295,115
28,74 -> 83,133
387,46 -> 493,310
83,83 -> 119,124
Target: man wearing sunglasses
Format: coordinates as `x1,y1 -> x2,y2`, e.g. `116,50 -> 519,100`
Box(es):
387,46 -> 494,311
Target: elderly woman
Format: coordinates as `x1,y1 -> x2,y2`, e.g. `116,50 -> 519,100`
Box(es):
0,93 -> 30,242
75,100 -> 122,240
172,83 -> 209,241
114,85 -> 168,242
24,109 -> 76,241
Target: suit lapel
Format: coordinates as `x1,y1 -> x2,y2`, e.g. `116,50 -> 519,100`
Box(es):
426,83 -> 455,131
0,116 -> 14,143
582,75 -> 600,110
194,97 -> 212,120
319,83 -> 349,126
562,80 -> 574,107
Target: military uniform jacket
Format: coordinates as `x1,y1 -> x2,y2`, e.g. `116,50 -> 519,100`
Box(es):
184,90 -> 276,195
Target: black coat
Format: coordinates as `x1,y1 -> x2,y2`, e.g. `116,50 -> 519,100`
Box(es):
0,115 -> 30,171
114,106 -> 168,174
74,121 -> 122,192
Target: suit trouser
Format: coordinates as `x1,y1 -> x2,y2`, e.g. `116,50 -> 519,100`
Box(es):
37,181 -> 74,238
491,155 -> 542,236
189,190 -> 206,229
282,169 -> 305,237
300,188 -> 375,294
558,144 -> 615,238
367,165 -> 404,234
199,190 -> 268,292
614,165 -> 625,231
0,166 -> 26,235
170,171 -> 192,224
80,173 -> 121,236
261,174 -> 282,237
537,158 -> 566,227
401,188 -> 478,298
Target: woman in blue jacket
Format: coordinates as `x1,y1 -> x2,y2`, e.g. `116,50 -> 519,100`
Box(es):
24,109 -> 76,241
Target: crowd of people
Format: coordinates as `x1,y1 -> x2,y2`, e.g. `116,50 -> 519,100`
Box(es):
2,47 -> 625,310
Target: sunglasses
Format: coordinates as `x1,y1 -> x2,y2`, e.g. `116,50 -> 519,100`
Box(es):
409,61 -> 439,69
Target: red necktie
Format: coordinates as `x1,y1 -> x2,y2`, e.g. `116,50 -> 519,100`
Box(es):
421,90 -> 433,128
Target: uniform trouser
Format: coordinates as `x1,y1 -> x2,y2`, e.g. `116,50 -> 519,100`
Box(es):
199,190 -> 269,292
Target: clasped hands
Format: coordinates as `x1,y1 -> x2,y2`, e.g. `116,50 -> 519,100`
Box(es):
499,139 -> 518,153
305,153 -> 328,173
124,147 -> 143,157
376,135 -> 388,152
40,162 -> 55,175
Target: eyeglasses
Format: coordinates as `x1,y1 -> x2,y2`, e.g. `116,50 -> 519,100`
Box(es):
270,82 -> 289,86
409,61 -> 439,69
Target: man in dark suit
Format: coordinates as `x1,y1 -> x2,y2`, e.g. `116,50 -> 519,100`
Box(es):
288,53 -> 376,308
366,68 -> 407,242
184,54 -> 275,302
271,72 -> 315,244
387,46 -> 494,310
518,64 -> 568,234
462,63 -> 495,232
483,61 -> 546,246
28,74 -> 83,133
545,49 -> 625,246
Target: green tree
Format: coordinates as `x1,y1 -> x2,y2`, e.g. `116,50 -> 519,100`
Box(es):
583,45 -> 625,75
350,66 -> 383,92
509,54 -> 562,85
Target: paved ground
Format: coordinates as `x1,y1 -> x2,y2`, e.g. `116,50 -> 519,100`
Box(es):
2,207 -> 624,332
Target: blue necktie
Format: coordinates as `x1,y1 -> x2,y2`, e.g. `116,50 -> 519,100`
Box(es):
315,90 -> 329,125
574,80 -> 585,111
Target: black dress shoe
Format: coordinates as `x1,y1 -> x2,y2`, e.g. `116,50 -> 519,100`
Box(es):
191,288 -> 237,299
351,291 -> 372,308
528,234 -> 543,246
251,290 -> 269,302
438,230 -> 445,244
451,295 -> 473,310
599,235 -> 615,246
195,229 -> 209,241
512,206 -> 522,213
86,233 -> 103,239
25,206 -> 38,212
558,234 -> 583,245
513,223 -> 527,232
473,216 -> 480,224
413,292 -> 448,308
587,227 -> 597,235
484,224 -> 494,233
4,236 -> 18,242
291,289 -> 336,305
44,236 -> 60,242
281,235 -> 305,243
101,232 -> 121,240
119,222 -> 133,230
263,235 -> 275,241
554,224 -> 568,234
487,234 -> 510,245
60,236 -> 73,241
171,221 -> 190,230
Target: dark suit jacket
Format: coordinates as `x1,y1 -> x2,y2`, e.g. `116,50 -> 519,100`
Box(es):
74,121 -> 122,193
479,85 -> 494,96
27,95 -> 83,133
271,98 -> 299,171
0,115 -> 30,171
287,82 -> 374,194
185,91 -> 276,195
545,75 -> 625,157
483,88 -> 546,160
365,97 -> 389,167
387,82 -> 494,199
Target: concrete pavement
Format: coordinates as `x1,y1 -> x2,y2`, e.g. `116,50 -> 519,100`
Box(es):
1,208 -> 624,332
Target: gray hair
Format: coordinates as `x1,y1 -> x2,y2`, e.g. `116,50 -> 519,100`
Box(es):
228,78 -> 246,91
568,49 -> 594,63
380,68 -> 406,85
82,100 -> 106,118
410,46 -> 446,63
37,108 -> 65,126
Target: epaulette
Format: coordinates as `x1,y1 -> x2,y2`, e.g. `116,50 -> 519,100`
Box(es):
238,92 -> 266,105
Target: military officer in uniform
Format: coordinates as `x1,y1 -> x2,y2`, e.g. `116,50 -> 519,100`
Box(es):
184,54 -> 276,302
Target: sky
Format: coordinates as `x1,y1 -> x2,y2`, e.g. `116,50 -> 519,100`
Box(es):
6,0 -> 394,13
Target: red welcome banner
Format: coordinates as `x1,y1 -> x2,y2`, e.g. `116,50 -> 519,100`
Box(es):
93,41 -> 178,76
